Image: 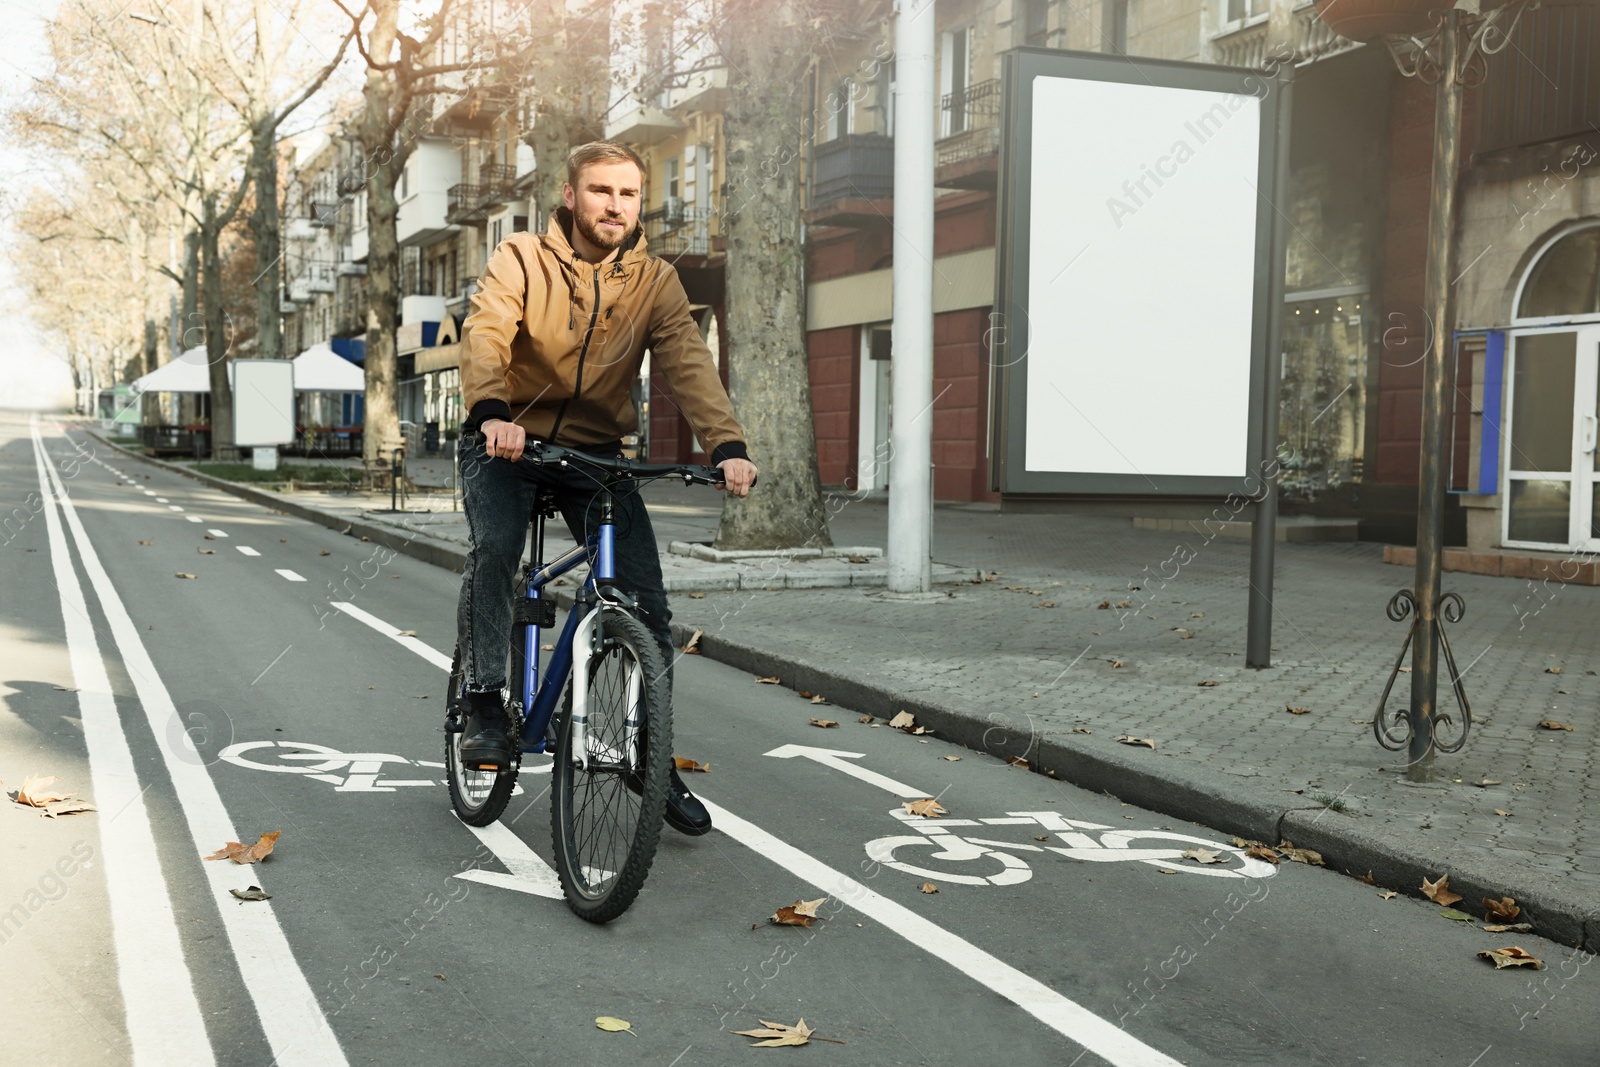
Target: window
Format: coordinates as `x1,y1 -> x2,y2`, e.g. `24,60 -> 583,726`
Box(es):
879,61 -> 896,136
828,78 -> 856,141
400,166 -> 409,200
1025,0 -> 1049,47
941,27 -> 971,137
1225,0 -> 1268,22
492,218 -> 503,248
665,156 -> 680,200
1518,226 -> 1600,320
1112,0 -> 1129,53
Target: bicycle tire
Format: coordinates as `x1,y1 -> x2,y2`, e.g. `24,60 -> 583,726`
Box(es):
550,609 -> 671,923
445,646 -> 520,826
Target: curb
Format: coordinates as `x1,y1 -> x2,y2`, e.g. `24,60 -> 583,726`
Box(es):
90,430 -> 1598,951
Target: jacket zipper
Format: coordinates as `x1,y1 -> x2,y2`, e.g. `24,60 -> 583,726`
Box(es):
546,265 -> 603,446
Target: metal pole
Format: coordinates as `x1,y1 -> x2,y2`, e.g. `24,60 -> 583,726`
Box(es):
1246,64 -> 1295,669
1409,10 -> 1463,780
888,0 -> 936,594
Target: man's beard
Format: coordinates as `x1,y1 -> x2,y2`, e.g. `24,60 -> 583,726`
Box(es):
574,206 -> 628,251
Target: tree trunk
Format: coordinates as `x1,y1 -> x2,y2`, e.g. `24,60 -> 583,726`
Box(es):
713,0 -> 831,550
357,13 -> 408,468
202,194 -> 237,460
250,116 -> 284,361
180,228 -> 201,353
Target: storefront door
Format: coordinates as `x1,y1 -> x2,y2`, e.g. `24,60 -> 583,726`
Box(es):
1504,325 -> 1600,549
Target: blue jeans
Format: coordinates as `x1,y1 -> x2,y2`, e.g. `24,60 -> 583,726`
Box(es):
454,431 -> 673,694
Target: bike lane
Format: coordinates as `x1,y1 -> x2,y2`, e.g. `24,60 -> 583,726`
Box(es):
32,420 -> 1599,1067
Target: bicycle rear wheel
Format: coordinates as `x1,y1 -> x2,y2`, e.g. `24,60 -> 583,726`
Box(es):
550,609 -> 671,923
445,646 -> 519,826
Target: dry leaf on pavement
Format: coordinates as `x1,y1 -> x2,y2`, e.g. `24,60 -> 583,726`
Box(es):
41,800 -> 98,819
1115,599 -> 1131,609
1357,871 -> 1377,885
1110,659 -> 1126,668
319,550 -> 331,556
902,798 -> 947,818
1544,667 -> 1563,674
1244,843 -> 1280,864
1004,756 -> 1030,769
1483,897 -> 1520,922
229,886 -> 272,902
920,882 -> 938,893
687,592 -> 706,599
1421,874 -> 1463,907
137,539 -> 152,545
942,755 -> 962,761
1286,706 -> 1311,715
1478,947 -> 1543,970
174,572 -> 196,580
809,719 -> 839,728
205,830 -> 281,864
798,690 -> 815,699
674,757 -> 710,773
732,1019 -> 832,1048
1439,908 -> 1475,922
1181,848 -> 1224,864
1537,719 -> 1574,731
809,694 -> 830,705
755,676 -> 780,685
1483,922 -> 1534,933
1379,890 -> 1398,900
771,898 -> 827,927
1494,808 -> 1513,817
12,774 -> 75,808
1035,601 -> 1057,608
1471,779 -> 1503,788
791,898 -> 826,918
1197,680 -> 1220,687
197,548 -> 215,555
857,716 -> 874,724
1097,600 -> 1111,609
595,1016 -> 638,1036
1115,736 -> 1155,749
1072,726 -> 1092,734
888,711 -> 916,730
1278,842 -> 1325,866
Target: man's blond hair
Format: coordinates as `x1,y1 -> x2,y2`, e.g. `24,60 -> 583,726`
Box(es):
566,140 -> 647,189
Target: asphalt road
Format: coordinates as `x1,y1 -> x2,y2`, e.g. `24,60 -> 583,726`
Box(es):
3,410 -> 1594,1067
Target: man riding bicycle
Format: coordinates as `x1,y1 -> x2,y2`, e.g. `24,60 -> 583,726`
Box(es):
455,140 -> 757,836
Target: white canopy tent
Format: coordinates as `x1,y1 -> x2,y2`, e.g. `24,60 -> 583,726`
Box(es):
292,344 -> 364,393
129,347 -> 215,394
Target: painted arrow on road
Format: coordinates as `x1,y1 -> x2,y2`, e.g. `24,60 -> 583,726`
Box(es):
764,745 -> 927,798
453,817 -> 564,899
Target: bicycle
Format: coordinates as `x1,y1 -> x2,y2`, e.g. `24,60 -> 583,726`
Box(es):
443,441 -> 732,923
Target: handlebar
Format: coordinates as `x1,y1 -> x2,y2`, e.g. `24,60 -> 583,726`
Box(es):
520,441 -> 749,488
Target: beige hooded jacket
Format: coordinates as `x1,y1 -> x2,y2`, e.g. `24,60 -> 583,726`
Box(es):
459,208 -> 747,462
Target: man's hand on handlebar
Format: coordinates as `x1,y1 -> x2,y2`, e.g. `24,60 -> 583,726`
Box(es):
717,457 -> 757,497
480,418 -> 525,460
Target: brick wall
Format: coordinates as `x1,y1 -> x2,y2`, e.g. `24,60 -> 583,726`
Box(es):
933,307 -> 997,501
807,326 -> 859,486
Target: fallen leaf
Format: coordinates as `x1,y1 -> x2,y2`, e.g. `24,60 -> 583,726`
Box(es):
229,886 -> 272,902
809,718 -> 839,728
1190,612 -> 1204,618
13,774 -> 75,808
1537,719 -> 1574,731
1357,871 -> 1377,886
434,974 -> 446,981
1115,599 -> 1131,609
396,630 -> 417,638
910,725 -> 932,736
770,898 -> 827,927
319,550 -> 331,556
595,1016 -> 638,1036
1471,779 -> 1504,788
1181,847 -> 1224,864
810,694 -> 831,705
204,830 -> 282,864
1180,632 -> 1196,640
857,716 -> 874,724
1479,947 -> 1543,969
1072,726 -> 1092,734
792,897 -> 826,917
755,676 -> 780,685
1494,808 -> 1512,817
1230,837 -> 1248,847
732,1019 -> 827,1048
942,755 -> 962,761
674,756 -> 710,773
1197,680 -> 1220,687
919,882 -> 938,894
847,555 -> 869,563
1110,659 -> 1126,668
686,592 -> 706,599
1483,897 -> 1520,922
797,690 -> 815,699
197,548 -> 215,555
681,629 -> 703,654
52,685 -> 77,692
1035,601 -> 1057,608
174,572 -> 196,579
41,800 -> 97,819
888,711 -> 916,730
1280,845 -> 1325,866
1379,890 -> 1398,900
1440,908 -> 1476,922
1158,868 -> 1178,875
1004,756 -> 1030,769
1115,736 -> 1155,749
1545,666 -> 1563,674
137,539 -> 152,545
1286,706 -> 1311,715
1245,843 -> 1280,863
1483,922 -> 1534,933
543,644 -> 555,651
1097,600 -> 1111,609
902,798 -> 947,818
1421,874 -> 1463,907
1034,835 -> 1050,842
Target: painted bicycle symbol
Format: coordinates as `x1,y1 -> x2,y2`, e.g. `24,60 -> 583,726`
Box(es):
218,739 -> 547,794
865,808 -> 1278,886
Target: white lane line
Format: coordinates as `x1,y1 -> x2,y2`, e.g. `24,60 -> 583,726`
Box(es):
156,497 -> 169,503
276,569 -> 306,582
339,599 -> 1168,1064
237,546 -> 261,557
31,424 -> 216,1065
331,601 -> 453,671
185,516 -> 202,523
35,424 -> 349,1067
143,490 -> 157,496
168,506 -> 184,512
208,529 -> 228,538
700,799 -> 1182,1067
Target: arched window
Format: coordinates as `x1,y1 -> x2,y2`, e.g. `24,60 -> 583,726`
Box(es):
1518,224 -> 1600,320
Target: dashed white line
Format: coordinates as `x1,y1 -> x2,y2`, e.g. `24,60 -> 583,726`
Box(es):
275,569 -> 306,582
207,529 -> 228,538
143,490 -> 157,496
168,506 -> 184,512
156,497 -> 169,503
237,546 -> 260,557
185,516 -> 202,523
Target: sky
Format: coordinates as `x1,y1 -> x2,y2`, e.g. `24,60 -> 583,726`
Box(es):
0,0 -> 71,410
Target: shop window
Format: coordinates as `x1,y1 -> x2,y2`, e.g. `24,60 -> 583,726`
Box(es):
1519,227 -> 1600,319
1278,291 -> 1369,497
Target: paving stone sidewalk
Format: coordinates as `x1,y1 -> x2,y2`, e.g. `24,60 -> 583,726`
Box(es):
102,436 -> 1600,949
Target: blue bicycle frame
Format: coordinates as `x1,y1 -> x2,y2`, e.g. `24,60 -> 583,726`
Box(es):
513,506 -> 616,754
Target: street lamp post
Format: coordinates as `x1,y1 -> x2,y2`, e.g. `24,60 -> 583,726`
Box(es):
1317,0 -> 1531,778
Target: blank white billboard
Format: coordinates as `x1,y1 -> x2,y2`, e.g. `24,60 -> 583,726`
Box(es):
233,360 -> 296,447
1025,77 -> 1261,479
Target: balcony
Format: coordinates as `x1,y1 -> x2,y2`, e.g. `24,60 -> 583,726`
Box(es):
607,101 -> 686,146
336,246 -> 367,277
446,184 -> 486,225
643,203 -> 713,258
337,165 -> 367,196
437,84 -> 519,132
807,134 -> 894,228
1210,2 -> 1354,69
308,201 -> 339,228
478,163 -> 518,210
294,260 -> 336,297
935,79 -> 1002,190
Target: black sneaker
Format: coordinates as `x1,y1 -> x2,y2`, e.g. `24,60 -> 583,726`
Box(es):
663,767 -> 712,836
459,695 -> 514,771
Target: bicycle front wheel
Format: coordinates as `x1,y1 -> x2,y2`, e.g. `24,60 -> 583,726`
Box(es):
550,609 -> 671,923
